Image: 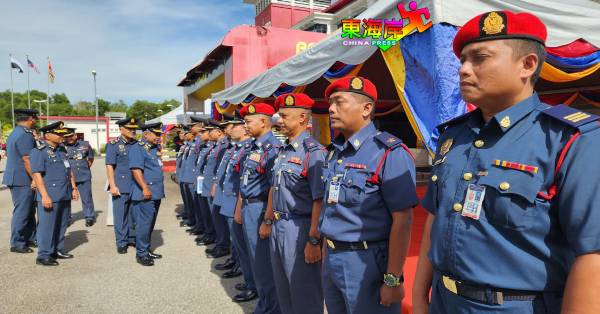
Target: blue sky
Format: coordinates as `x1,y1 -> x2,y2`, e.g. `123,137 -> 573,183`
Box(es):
0,0 -> 254,104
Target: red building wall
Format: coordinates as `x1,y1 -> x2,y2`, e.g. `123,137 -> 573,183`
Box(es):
256,3 -> 316,29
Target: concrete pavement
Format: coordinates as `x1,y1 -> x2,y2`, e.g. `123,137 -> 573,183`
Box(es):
0,157 -> 256,313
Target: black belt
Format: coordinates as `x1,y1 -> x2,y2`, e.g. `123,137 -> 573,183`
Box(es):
325,239 -> 386,251
242,197 -> 267,205
273,210 -> 310,221
441,275 -> 542,305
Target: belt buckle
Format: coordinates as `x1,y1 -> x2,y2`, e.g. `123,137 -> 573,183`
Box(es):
362,241 -> 368,249
326,239 -> 336,249
495,291 -> 504,305
442,276 -> 458,294
274,212 -> 281,221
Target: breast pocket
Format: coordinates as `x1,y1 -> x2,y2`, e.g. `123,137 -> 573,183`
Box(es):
478,167 -> 543,230
281,163 -> 304,189
339,170 -> 369,205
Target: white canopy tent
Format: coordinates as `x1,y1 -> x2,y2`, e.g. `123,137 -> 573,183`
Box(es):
211,0 -> 600,105
146,104 -> 185,125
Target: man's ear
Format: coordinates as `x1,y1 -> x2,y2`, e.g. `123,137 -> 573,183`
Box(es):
521,53 -> 539,82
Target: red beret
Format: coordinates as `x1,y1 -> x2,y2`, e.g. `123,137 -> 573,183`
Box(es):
453,10 -> 547,58
239,102 -> 275,118
274,93 -> 315,111
324,76 -> 377,102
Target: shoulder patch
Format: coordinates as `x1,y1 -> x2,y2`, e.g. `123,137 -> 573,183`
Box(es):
436,112 -> 472,133
374,132 -> 402,148
542,104 -> 600,133
303,137 -> 322,151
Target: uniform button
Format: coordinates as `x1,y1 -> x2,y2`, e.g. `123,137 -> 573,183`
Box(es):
337,159 -> 343,165
463,172 -> 473,181
52,184 -> 56,187
474,140 -> 484,148
431,175 -> 438,182
453,203 -> 462,212
499,182 -> 510,191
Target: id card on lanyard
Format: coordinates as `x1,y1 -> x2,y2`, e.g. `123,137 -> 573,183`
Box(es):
196,176 -> 204,194
327,175 -> 342,204
462,184 -> 486,220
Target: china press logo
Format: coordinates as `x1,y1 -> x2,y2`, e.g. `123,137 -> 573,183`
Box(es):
341,1 -> 432,51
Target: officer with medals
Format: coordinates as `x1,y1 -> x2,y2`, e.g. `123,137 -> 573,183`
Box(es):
105,117 -> 139,254
3,108 -> 39,253
30,121 -> 79,265
319,76 -> 418,313
235,102 -> 282,314
260,93 -> 325,314
194,122 -> 218,246
179,117 -> 206,234
413,11 -> 600,314
217,112 -> 258,301
204,119 -> 232,259
64,128 -> 96,226
129,122 -> 165,266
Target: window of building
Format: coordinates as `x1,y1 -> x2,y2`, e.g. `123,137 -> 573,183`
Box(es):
306,23 -> 328,33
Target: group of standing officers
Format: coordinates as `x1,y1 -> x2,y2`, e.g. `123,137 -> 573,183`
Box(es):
3,9 -> 600,314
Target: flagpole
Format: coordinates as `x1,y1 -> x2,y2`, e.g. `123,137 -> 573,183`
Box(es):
46,57 -> 50,125
9,54 -> 15,128
26,54 -> 30,109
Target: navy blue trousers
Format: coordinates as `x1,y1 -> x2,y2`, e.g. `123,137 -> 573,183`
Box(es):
112,193 -> 135,247
76,180 -> 95,220
9,186 -> 36,248
36,200 -> 70,259
132,200 -> 161,257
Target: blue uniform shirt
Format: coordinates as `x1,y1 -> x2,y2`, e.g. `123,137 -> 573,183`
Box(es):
219,138 -> 253,216
240,132 -> 281,200
128,140 -> 165,201
202,137 -> 230,196
105,136 -> 137,194
66,139 -> 94,182
175,141 -> 188,182
180,138 -> 203,184
2,125 -> 36,187
272,131 -> 326,216
422,94 -> 600,291
319,122 -> 418,242
192,141 -> 214,193
29,142 -> 72,202
213,139 -> 235,207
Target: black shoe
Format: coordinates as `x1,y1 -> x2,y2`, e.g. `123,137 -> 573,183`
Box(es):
205,247 -> 215,254
185,228 -> 194,233
222,266 -> 242,278
207,248 -> 230,259
180,221 -> 193,227
117,246 -> 128,254
190,230 -> 204,236
136,255 -> 155,266
233,289 -> 257,303
36,257 -> 59,266
85,219 -> 95,227
198,237 -> 216,246
10,246 -> 33,254
148,251 -> 162,259
128,242 -> 136,248
235,283 -> 248,291
51,251 -> 74,259
215,258 -> 236,271
26,241 -> 38,248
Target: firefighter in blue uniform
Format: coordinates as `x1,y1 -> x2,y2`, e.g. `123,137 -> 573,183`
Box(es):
129,122 -> 165,266
413,11 -> 600,314
194,122 -> 217,246
261,93 -> 325,314
174,126 -> 191,221
64,128 -> 96,226
235,102 -> 282,314
3,108 -> 39,253
30,121 -> 79,266
319,76 -> 418,313
105,117 -> 139,254
204,119 -> 232,259
179,117 -> 206,233
217,112 -> 258,302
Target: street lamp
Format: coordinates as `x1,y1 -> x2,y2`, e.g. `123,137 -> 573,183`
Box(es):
33,99 -> 47,126
92,70 -> 99,153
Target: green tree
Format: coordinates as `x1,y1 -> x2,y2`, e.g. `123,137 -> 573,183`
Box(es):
109,100 -> 128,112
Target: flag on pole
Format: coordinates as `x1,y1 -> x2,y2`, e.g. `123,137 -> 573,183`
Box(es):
11,57 -> 24,73
48,59 -> 55,83
27,57 -> 40,74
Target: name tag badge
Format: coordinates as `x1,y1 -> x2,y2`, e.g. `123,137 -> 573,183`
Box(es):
462,184 -> 486,220
196,176 -> 204,194
249,153 -> 261,163
63,160 -> 71,168
327,176 -> 341,204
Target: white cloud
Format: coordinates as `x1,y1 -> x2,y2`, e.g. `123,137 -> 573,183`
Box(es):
0,0 -> 254,104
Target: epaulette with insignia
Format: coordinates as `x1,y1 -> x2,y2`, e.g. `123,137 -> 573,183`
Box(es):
109,139 -> 118,144
303,137 -> 322,151
374,132 -> 402,148
36,142 -> 46,150
138,141 -> 145,146
435,112 -> 473,133
541,104 -> 600,134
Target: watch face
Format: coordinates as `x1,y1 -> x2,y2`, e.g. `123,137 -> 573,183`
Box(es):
309,237 -> 320,245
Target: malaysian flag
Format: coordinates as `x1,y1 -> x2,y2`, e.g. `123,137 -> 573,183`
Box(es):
27,57 -> 40,74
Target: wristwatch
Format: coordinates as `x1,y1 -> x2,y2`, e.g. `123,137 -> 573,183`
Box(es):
383,273 -> 404,287
308,236 -> 321,246
263,218 -> 274,225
